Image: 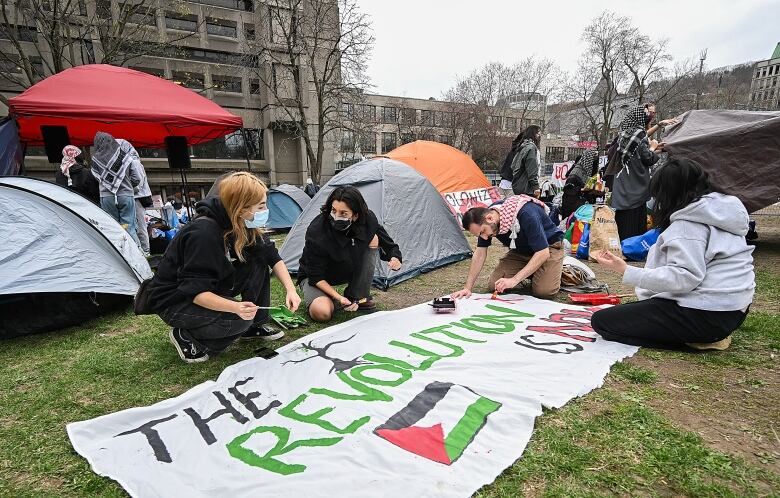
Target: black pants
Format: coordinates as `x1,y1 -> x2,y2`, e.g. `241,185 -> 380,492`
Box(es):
591,298 -> 748,350
344,247 -> 378,301
615,205 -> 647,240
561,184 -> 586,219
158,262 -> 271,354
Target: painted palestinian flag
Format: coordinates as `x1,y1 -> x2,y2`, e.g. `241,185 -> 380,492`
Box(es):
373,382 -> 501,465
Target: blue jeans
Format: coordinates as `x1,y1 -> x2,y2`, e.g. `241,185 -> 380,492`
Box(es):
101,195 -> 141,246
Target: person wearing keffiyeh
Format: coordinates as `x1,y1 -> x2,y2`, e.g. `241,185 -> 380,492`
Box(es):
451,194 -> 564,301
561,149 -> 599,218
611,104 -> 663,240
54,145 -> 100,204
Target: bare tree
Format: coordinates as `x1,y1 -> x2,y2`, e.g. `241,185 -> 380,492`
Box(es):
244,0 -> 373,184
621,34 -> 672,103
441,58 -> 561,168
0,0 -> 197,106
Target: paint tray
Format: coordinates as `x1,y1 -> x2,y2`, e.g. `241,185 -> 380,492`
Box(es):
269,306 -> 308,329
428,297 -> 456,313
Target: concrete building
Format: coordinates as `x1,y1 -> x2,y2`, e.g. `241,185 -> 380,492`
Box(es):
0,0 -> 336,199
334,93 -> 546,176
749,42 -> 780,111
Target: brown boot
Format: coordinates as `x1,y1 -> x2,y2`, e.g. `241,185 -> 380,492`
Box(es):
686,336 -> 732,351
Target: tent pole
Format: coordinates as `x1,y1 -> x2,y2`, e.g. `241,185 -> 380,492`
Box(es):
240,128 -> 251,172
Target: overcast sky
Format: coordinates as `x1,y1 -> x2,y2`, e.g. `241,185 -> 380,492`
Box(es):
360,0 -> 779,99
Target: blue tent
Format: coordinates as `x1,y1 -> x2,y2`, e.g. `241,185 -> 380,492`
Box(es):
267,184 -> 310,230
0,118 -> 24,176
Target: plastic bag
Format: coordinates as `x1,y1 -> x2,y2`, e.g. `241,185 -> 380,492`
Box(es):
621,229 -> 660,262
576,223 -> 590,260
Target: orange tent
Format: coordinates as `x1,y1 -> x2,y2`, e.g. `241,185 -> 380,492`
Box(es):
385,140 -> 491,194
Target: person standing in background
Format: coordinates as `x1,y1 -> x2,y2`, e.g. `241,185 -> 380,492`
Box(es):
91,132 -> 142,246
55,145 -> 99,204
117,139 -> 153,256
510,125 -> 542,197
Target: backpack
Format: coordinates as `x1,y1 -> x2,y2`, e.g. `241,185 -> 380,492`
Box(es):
499,147 -> 518,182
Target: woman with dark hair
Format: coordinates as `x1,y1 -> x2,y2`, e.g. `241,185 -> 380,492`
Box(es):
497,132 -> 524,197
55,145 -> 99,204
297,186 -> 403,322
510,125 -> 542,196
590,158 -> 755,351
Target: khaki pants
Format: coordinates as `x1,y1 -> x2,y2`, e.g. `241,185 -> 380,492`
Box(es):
488,242 -> 564,299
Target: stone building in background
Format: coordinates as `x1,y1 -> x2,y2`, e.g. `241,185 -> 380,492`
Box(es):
749,42 -> 780,111
0,0 -> 337,199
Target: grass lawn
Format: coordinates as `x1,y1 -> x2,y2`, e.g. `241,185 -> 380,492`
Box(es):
1,220 -> 779,497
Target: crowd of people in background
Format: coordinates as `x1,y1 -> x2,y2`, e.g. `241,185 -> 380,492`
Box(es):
48,108 -> 755,362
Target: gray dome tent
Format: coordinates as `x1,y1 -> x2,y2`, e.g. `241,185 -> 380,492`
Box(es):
0,177 -> 153,338
280,157 -> 472,290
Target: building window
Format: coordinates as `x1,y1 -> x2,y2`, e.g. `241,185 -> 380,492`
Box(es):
191,128 -> 263,160
272,63 -> 298,100
381,106 -> 397,124
340,131 -> 355,153
0,57 -> 22,74
421,109 -> 433,126
438,111 -> 454,128
381,132 -> 397,153
359,132 -> 376,154
438,135 -> 453,146
401,132 -> 414,145
488,115 -> 501,126
95,0 -> 111,19
269,7 -> 295,44
419,130 -> 434,141
206,19 -> 237,37
354,104 -> 375,122
249,79 -> 261,94
82,40 -> 95,63
28,55 -> 44,75
166,13 -> 198,32
244,23 -> 255,40
400,108 -> 416,125
131,66 -> 165,77
341,103 -> 354,118
545,146 -> 565,162
172,71 -> 204,90
505,117 -> 517,131
212,75 -> 242,93
1,25 -> 39,42
567,147 -> 585,161
189,0 -> 253,11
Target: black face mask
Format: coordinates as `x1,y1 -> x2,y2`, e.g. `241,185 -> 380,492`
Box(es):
329,214 -> 352,232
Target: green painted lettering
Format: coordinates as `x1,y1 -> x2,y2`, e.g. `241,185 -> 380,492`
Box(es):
309,372 -> 392,402
227,425 -> 341,475
278,394 -> 370,434
349,363 -> 412,387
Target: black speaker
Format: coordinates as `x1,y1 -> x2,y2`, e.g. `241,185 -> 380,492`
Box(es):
165,136 -> 191,169
40,125 -> 71,164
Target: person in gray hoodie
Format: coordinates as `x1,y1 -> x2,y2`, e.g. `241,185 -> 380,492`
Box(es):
590,158 -> 754,351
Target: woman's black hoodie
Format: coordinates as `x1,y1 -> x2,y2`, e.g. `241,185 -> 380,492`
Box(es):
297,210 -> 402,286
146,197 -> 280,312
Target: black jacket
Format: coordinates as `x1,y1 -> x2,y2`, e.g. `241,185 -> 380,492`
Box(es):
298,210 -> 402,286
146,197 -> 281,312
55,163 -> 100,204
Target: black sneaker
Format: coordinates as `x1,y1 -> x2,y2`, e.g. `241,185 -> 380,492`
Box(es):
242,324 -> 285,341
168,328 -> 209,363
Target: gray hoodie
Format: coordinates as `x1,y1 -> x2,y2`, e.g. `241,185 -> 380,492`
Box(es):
622,193 -> 755,311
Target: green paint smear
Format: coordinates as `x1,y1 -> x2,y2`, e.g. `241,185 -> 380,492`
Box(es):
279,393 -> 370,434
444,396 -> 502,462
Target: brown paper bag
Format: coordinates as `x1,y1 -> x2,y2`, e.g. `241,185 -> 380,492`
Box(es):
588,205 -> 623,261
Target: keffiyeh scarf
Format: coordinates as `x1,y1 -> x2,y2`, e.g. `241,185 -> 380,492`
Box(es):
90,132 -> 133,194
616,105 -> 649,169
497,194 -> 549,249
60,145 -> 81,186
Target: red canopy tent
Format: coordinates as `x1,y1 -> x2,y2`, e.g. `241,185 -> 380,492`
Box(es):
8,64 -> 243,148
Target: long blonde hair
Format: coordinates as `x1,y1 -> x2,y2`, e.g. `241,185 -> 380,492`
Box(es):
218,172 -> 268,262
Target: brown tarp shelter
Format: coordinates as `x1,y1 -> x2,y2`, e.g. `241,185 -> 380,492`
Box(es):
663,110 -> 780,213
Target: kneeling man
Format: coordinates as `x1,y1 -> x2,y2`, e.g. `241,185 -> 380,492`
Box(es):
452,195 -> 564,300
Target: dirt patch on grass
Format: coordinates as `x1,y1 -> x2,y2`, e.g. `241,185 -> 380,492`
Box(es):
628,354 -> 780,473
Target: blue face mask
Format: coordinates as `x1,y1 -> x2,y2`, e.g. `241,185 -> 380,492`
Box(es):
244,209 -> 269,229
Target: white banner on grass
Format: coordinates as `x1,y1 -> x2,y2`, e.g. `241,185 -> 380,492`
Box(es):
67,295 -> 637,498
